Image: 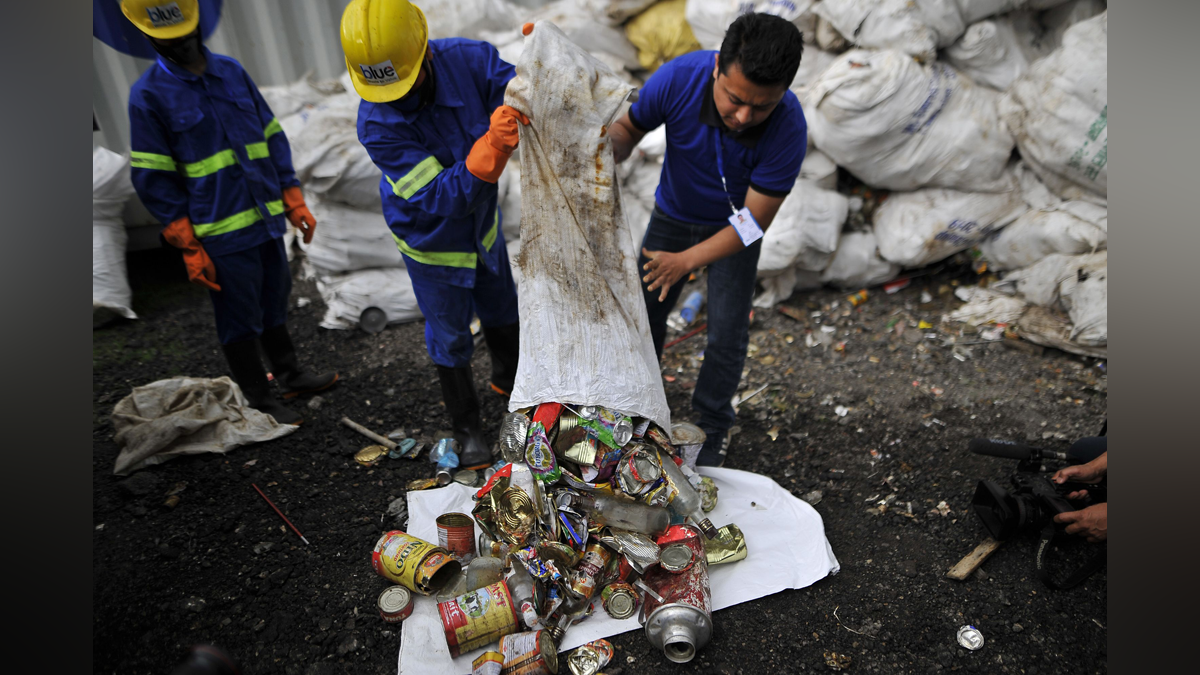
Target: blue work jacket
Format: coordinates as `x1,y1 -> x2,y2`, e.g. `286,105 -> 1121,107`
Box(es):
128,48 -> 299,257
357,38 -> 514,288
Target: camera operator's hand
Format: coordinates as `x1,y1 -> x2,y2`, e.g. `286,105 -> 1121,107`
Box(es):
1054,503 -> 1107,542
1052,451 -> 1107,499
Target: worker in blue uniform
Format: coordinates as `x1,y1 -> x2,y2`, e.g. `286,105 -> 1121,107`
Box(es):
341,0 -> 529,470
123,0 -> 338,426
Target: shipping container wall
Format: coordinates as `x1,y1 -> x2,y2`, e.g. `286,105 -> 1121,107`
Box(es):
93,0 -> 353,153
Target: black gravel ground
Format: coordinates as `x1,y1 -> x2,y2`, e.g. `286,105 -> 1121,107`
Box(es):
93,247 -> 1106,674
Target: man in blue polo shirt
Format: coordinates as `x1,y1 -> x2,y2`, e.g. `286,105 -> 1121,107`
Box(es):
610,13 -> 807,467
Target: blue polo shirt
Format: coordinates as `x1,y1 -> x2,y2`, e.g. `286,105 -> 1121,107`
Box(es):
628,50 -> 807,227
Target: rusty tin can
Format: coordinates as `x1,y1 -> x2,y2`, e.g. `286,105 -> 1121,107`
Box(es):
500,629 -> 559,674
377,585 -> 414,623
669,422 -> 706,469
600,582 -> 639,620
437,512 -> 477,565
568,541 -> 614,602
371,530 -> 462,595
641,525 -> 712,663
437,581 -> 521,659
472,651 -> 505,675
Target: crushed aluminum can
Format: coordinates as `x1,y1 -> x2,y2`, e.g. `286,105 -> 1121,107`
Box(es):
616,447 -> 662,496
436,512 -> 477,565
371,530 -> 462,595
496,487 -> 537,547
355,445 -> 389,467
539,542 -> 581,577
957,625 -> 985,650
598,529 -> 660,572
644,425 -> 675,455
632,418 -> 651,438
703,523 -> 748,566
556,507 -> 588,550
669,422 -> 707,469
568,541 -> 614,602
567,639 -> 614,675
525,422 -> 562,485
581,407 -> 633,449
698,475 -> 719,513
437,581 -> 520,658
599,583 -> 639,620
500,629 -> 559,675
499,411 -> 531,463
471,651 -> 504,675
513,546 -> 561,585
407,477 -> 440,491
577,405 -> 598,421
659,542 -> 696,573
377,585 -> 414,623
824,651 -> 852,670
453,469 -> 479,486
559,426 -> 599,467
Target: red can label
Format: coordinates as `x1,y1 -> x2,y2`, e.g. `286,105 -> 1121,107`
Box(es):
437,512 -> 477,564
438,582 -> 520,659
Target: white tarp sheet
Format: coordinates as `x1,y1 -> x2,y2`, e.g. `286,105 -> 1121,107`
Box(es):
397,467 -> 840,674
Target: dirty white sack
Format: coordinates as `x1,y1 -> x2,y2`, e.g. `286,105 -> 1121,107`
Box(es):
948,285 -> 1030,326
504,21 -> 670,428
798,149 -> 838,191
518,0 -> 641,71
94,147 -> 138,320
316,267 -> 423,330
815,0 -> 938,61
979,200 -> 1106,271
686,0 -> 817,51
820,229 -> 902,288
999,250 -> 1107,346
423,0 -> 519,41
580,0 -> 660,25
289,93 -> 385,210
299,196 -> 404,274
111,376 -> 298,475
998,12 -> 1107,200
398,467 -> 840,674
258,70 -> 344,120
806,50 -> 1014,193
944,19 -> 1030,91
756,180 -> 847,276
873,177 -> 1024,268
752,266 -> 824,308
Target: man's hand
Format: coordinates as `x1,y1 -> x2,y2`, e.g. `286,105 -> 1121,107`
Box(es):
1054,503 -> 1107,542
642,248 -> 695,302
1053,451 -> 1107,499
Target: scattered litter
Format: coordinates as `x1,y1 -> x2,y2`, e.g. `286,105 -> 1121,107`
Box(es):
957,625 -> 985,650
824,650 -> 853,670
834,406 -> 850,417
296,297 -> 311,308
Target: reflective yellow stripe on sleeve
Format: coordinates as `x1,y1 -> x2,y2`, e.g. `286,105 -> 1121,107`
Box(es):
264,117 -> 283,139
180,149 -> 239,178
482,211 -> 498,251
385,156 -> 445,200
131,151 -> 177,172
192,199 -> 285,238
392,233 -> 478,268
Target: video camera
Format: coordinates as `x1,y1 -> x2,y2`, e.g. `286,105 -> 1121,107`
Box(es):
968,438 -> 1107,589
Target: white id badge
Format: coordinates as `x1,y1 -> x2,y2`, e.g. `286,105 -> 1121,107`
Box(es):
728,207 -> 763,246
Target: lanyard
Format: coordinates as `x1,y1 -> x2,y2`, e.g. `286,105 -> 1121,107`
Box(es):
713,127 -> 739,216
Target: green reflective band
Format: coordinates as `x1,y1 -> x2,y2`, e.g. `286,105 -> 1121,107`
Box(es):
181,149 -> 238,178
131,151 -> 176,172
193,198 -> 285,238
392,233 -> 478,268
264,117 -> 283,138
483,211 -> 498,251
386,155 -> 444,200
246,142 -> 270,160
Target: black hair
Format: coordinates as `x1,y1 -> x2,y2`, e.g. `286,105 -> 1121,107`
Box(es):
718,12 -> 804,88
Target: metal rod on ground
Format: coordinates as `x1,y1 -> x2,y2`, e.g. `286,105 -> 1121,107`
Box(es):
340,416 -> 398,450
252,483 -> 310,546
665,323 -> 707,350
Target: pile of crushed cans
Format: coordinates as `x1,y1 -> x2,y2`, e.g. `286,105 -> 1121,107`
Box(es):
369,402 -> 749,673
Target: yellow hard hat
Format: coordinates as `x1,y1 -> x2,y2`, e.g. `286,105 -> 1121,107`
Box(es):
120,0 -> 200,40
340,0 -> 429,103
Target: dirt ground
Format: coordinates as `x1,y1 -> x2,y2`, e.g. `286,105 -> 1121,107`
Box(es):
93,248 -> 1107,675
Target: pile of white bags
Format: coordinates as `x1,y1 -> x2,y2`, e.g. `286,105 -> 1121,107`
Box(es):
93,147 -> 138,320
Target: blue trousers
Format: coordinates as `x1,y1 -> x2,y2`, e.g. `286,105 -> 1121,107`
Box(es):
207,237 -> 290,345
638,206 -> 762,436
408,245 -> 520,369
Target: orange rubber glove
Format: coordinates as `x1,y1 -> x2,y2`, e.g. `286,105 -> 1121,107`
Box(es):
465,105 -> 530,184
282,185 -> 316,244
522,22 -> 534,36
162,217 -> 221,292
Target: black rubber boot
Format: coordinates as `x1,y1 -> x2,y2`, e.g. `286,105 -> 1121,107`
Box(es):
222,339 -> 303,426
259,324 -> 339,399
482,322 -> 520,397
436,364 -> 493,470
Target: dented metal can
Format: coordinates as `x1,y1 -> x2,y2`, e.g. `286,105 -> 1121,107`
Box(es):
641,525 -> 712,664
599,582 -> 639,620
500,629 -> 559,675
437,581 -> 520,658
567,639 -> 614,675
436,512 -> 477,565
500,411 -> 531,463
957,625 -> 984,650
371,531 -> 462,595
669,422 -> 706,469
568,541 -> 614,602
376,585 -> 414,623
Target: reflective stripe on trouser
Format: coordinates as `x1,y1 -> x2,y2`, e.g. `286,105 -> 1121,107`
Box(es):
193,199 -> 284,238
392,211 -> 499,268
407,242 -> 519,368
208,237 -> 292,345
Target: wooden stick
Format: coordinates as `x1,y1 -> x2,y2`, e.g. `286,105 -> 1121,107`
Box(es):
946,537 -> 1002,580
665,323 -> 707,350
339,416 -> 397,450
252,483 -> 309,546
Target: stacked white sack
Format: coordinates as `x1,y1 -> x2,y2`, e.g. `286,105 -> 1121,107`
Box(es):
93,147 -> 138,320
687,0 -> 820,51
805,50 -> 1014,193
998,11 -> 1107,202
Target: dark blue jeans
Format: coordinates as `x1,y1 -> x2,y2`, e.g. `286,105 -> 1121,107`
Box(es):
208,237 -> 290,345
638,206 -> 762,437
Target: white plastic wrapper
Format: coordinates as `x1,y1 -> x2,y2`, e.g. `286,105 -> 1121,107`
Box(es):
504,21 -> 670,429
998,12 -> 1107,200
806,50 -> 1014,193
398,467 -> 840,674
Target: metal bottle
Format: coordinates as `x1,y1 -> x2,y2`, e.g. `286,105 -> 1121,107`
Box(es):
640,524 -> 712,663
